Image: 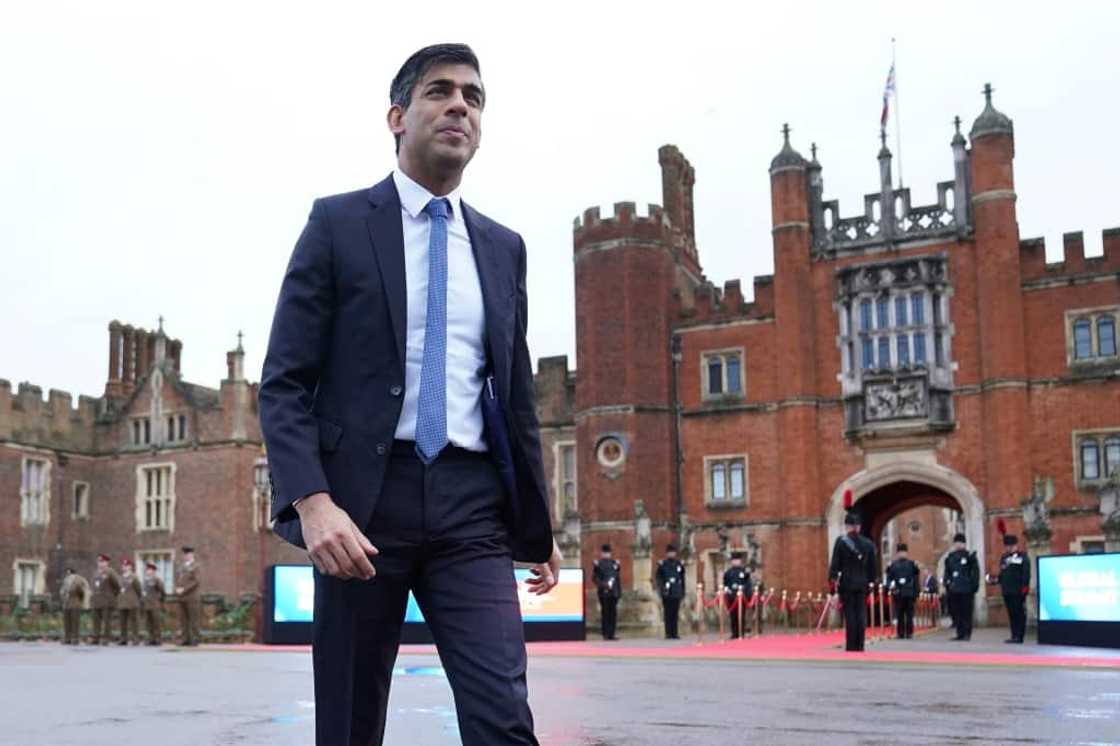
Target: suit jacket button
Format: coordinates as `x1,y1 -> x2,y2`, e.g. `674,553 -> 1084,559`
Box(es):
376,443 -> 387,456
389,385 -> 403,396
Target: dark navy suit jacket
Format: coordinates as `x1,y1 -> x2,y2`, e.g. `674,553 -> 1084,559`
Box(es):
259,175 -> 553,563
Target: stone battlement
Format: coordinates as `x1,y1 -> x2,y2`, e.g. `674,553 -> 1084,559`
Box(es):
572,202 -> 673,249
0,379 -> 101,450
674,275 -> 775,325
1019,228 -> 1120,282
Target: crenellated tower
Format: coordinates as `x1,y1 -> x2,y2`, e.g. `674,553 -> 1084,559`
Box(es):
572,147 -> 705,627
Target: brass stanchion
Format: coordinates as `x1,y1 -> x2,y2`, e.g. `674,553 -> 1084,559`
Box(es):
695,581 -> 704,644
736,587 -> 744,641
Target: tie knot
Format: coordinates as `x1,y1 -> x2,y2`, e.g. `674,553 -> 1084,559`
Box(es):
424,197 -> 451,220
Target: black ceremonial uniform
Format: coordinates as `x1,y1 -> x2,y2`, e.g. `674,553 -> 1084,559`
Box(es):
721,566 -> 752,639
885,558 -> 920,639
943,549 -> 979,640
592,558 -> 621,640
656,558 -> 685,639
828,532 -> 877,651
995,548 -> 1030,643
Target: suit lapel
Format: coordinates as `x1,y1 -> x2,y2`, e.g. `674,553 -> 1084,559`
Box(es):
463,202 -> 511,398
366,176 -> 407,372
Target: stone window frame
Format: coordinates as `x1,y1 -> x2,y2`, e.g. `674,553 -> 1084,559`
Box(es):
165,412 -> 188,443
553,440 -> 577,516
700,347 -> 745,400
703,453 -> 749,508
1068,535 -> 1106,554
135,462 -> 177,533
1072,428 -> 1120,489
131,416 -> 152,446
842,289 -> 943,375
12,558 -> 45,608
252,456 -> 273,533
19,455 -> 51,527
1065,306 -> 1120,367
136,549 -> 176,591
71,480 -> 91,520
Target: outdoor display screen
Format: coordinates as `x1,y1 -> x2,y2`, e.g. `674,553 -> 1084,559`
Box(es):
1038,553 -> 1120,623
273,565 -> 583,624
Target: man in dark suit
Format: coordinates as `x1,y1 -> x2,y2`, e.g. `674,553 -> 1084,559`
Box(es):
259,43 -> 559,746
828,510 -> 877,652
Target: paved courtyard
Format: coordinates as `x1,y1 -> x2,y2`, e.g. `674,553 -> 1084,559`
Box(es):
1,628 -> 1118,745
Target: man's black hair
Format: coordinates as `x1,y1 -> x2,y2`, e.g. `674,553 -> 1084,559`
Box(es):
389,43 -> 482,152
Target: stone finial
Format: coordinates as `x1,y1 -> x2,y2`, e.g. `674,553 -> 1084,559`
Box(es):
236,330 -> 244,353
769,123 -> 806,171
969,81 -> 1013,139
951,115 -> 966,147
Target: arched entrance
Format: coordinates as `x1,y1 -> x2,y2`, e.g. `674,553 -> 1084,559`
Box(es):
827,461 -> 988,624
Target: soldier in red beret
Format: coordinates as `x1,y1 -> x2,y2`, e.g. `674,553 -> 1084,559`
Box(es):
117,558 -> 142,645
141,562 -> 167,645
91,554 -> 121,645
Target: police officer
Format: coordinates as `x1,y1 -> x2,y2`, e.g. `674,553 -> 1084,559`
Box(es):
592,544 -> 621,640
175,546 -> 202,646
885,543 -> 920,639
988,534 -> 1030,644
142,562 -> 167,646
91,553 -> 121,645
943,533 -> 979,641
828,509 -> 876,652
118,559 -> 142,645
59,568 -> 90,645
722,553 -> 752,639
655,544 -> 685,639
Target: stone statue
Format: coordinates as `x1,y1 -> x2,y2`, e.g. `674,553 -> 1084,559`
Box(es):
633,499 -> 651,554
1021,475 -> 1053,544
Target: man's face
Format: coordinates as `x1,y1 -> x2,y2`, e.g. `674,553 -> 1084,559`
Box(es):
954,541 -> 965,551
184,553 -> 194,564
145,568 -> 155,578
97,559 -> 107,571
897,551 -> 908,560
391,63 -> 483,175
847,524 -> 860,534
666,551 -> 677,560
731,559 -> 742,567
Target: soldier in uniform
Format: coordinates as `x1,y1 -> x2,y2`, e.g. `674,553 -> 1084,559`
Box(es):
591,544 -> 621,640
655,544 -> 685,639
943,533 -> 979,641
142,562 -> 167,646
885,543 -> 920,639
90,553 -> 121,645
988,533 -> 1030,644
828,509 -> 876,652
59,568 -> 90,645
117,559 -> 142,645
721,552 -> 752,639
175,546 -> 202,646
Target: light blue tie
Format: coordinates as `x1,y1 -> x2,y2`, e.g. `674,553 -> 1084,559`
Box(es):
415,197 -> 451,464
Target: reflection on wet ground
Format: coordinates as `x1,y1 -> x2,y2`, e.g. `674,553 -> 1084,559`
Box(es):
1,628 -> 1118,745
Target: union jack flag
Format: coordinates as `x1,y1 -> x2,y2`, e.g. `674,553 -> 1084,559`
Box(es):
880,62 -> 896,131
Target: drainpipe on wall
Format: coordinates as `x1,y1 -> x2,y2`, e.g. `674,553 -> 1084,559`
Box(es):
670,334 -> 684,543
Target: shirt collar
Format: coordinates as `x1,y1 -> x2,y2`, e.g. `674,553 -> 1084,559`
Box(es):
393,168 -> 463,220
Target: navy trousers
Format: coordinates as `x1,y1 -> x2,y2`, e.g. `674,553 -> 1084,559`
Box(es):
312,442 -> 537,745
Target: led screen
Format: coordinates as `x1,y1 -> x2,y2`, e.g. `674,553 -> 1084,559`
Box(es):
1038,553 -> 1120,622
273,566 -> 583,624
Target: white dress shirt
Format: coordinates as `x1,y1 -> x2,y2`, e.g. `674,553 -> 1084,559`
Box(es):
392,168 -> 488,452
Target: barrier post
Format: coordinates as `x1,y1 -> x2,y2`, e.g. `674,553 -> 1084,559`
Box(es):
695,582 -> 704,644
717,587 -> 726,640
736,588 -> 744,641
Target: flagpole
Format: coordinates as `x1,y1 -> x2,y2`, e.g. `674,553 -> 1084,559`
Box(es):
892,37 -> 904,190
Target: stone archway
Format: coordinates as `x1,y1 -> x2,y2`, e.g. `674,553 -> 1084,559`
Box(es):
827,461 -> 988,624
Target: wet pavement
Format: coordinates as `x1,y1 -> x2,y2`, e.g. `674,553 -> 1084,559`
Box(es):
1,628 -> 1118,745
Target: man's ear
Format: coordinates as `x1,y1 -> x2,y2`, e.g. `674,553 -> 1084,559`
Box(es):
387,105 -> 405,138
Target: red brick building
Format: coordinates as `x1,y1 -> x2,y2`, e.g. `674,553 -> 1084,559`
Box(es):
4,87 -> 1118,634
538,86 -> 1120,630
0,323 -> 305,608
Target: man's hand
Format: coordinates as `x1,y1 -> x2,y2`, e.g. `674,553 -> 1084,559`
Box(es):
295,492 -> 378,580
525,539 -> 563,596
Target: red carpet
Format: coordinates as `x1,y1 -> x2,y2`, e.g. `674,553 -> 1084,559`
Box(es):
217,629 -> 1120,670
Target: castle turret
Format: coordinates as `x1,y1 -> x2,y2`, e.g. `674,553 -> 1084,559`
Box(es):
968,83 -> 1030,513
768,124 -> 825,582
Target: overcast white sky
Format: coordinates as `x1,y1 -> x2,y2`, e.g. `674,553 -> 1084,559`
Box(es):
3,1 -> 1118,402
